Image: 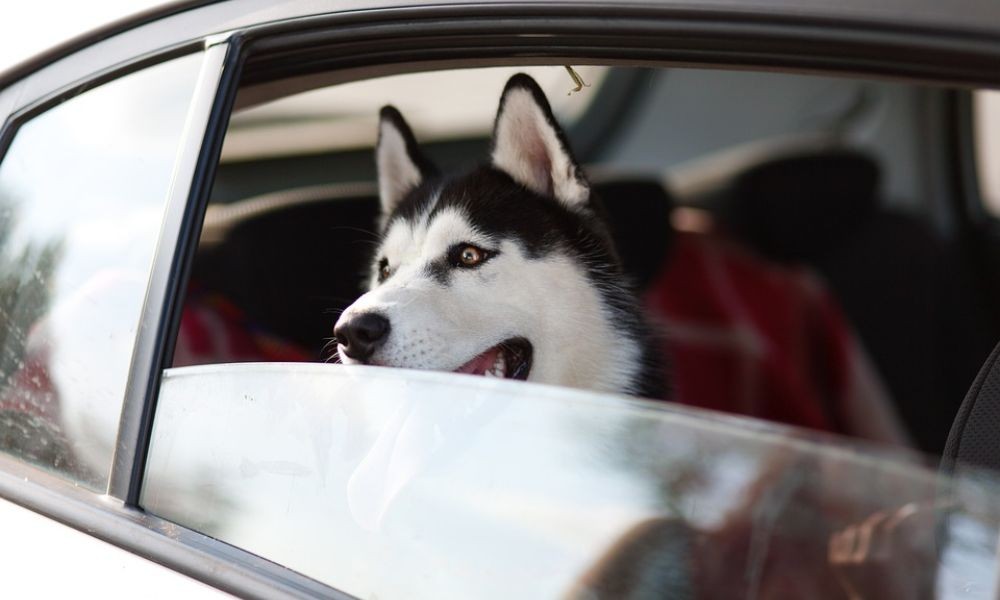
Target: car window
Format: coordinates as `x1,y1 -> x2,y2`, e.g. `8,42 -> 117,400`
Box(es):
0,52 -> 204,489
149,56 -> 1000,597
143,364 -> 1000,599
189,64 -> 1000,454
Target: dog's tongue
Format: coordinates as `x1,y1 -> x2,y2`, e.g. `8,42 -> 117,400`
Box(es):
454,346 -> 500,375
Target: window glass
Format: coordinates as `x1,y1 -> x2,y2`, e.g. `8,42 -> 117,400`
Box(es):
973,90 -> 1000,216
0,52 -> 204,489
144,364 -> 1000,599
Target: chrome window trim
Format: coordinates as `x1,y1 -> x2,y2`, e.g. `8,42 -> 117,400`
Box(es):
110,39 -> 234,503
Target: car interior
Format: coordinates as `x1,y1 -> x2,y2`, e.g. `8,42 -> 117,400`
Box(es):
174,63 -> 1000,457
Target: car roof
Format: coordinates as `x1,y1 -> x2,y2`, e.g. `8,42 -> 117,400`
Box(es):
0,0 -> 203,90
3,0 -> 1000,92
0,1 -> 179,75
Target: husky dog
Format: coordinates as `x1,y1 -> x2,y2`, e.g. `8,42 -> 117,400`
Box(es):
335,74 -> 663,398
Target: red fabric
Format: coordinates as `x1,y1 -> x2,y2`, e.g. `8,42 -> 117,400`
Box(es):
645,232 -> 856,433
173,288 -> 311,367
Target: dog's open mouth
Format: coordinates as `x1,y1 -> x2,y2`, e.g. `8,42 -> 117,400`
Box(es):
453,337 -> 532,380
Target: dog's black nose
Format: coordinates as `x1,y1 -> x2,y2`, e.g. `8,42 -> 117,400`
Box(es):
335,312 -> 391,362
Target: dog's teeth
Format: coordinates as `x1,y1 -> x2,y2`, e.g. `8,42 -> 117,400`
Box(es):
483,352 -> 506,378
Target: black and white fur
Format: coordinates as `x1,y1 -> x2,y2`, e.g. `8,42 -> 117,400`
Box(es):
335,74 -> 663,398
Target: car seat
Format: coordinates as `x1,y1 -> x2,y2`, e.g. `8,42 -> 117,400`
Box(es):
597,177 -> 907,444
182,184 -> 380,361
726,150 -> 997,453
942,340 -> 1000,473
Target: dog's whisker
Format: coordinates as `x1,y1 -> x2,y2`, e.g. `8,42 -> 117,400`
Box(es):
327,225 -> 381,240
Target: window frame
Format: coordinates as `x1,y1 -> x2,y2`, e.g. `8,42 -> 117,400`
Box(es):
0,33 -> 341,600
108,37 -> 242,506
0,16 -> 349,600
1,0 -> 1000,597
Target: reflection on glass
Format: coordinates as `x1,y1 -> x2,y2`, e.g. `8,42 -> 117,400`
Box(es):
0,53 -> 204,488
144,364 -> 1000,599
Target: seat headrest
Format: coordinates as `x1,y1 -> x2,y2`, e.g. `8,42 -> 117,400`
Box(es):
943,341 -> 1000,473
593,178 -> 675,290
193,193 -> 379,353
731,150 -> 881,261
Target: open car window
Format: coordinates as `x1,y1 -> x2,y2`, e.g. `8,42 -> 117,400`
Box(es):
185,63 -> 999,453
144,363 -> 1000,599
151,54 -> 1000,597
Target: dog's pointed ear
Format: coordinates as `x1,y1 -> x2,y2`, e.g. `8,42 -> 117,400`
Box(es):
376,106 -> 436,218
491,74 -> 590,208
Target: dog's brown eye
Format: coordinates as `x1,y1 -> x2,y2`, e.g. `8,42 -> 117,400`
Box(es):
378,259 -> 391,282
448,243 -> 494,269
459,246 -> 482,266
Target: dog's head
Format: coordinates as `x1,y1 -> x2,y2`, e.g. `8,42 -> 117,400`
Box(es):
335,74 -> 642,393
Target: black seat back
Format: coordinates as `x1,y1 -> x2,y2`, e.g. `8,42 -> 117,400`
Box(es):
728,150 -> 997,453
943,342 -> 1000,473
191,192 -> 379,356
730,150 -> 880,261
593,178 -> 675,290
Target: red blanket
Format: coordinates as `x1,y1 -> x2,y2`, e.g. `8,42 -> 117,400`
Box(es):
645,232 -> 906,444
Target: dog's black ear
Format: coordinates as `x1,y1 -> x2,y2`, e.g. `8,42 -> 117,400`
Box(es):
376,106 -> 436,218
491,74 -> 590,209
